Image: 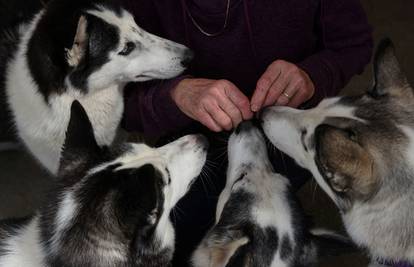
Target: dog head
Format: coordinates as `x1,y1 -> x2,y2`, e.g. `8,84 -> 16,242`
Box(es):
262,39 -> 413,210
194,122 -> 355,267
40,101 -> 207,266
227,121 -> 273,181
28,0 -> 192,93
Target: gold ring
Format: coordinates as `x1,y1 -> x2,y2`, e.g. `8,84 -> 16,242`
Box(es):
282,92 -> 291,99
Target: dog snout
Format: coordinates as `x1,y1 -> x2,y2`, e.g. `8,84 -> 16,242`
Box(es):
194,134 -> 209,150
259,107 -> 276,122
235,121 -> 254,134
180,134 -> 209,150
180,49 -> 194,68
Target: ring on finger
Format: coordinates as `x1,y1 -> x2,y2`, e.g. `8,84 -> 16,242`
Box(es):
282,92 -> 292,99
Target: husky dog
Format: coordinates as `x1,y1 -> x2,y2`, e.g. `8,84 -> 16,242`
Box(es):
262,39 -> 414,266
192,121 -> 353,267
2,0 -> 192,174
0,101 -> 207,267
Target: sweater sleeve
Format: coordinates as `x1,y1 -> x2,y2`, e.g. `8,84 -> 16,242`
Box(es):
297,0 -> 373,108
121,0 -> 193,137
122,76 -> 193,137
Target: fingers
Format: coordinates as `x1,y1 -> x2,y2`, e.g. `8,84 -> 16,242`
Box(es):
216,96 -> 243,128
198,112 -> 222,132
222,80 -> 253,120
287,89 -> 308,108
275,80 -> 299,106
262,73 -> 290,107
253,60 -> 316,109
202,100 -> 233,131
201,80 -> 252,131
284,70 -> 315,108
172,78 -> 255,132
251,63 -> 282,112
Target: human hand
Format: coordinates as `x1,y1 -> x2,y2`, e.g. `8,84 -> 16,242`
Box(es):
171,78 -> 253,132
251,60 -> 315,111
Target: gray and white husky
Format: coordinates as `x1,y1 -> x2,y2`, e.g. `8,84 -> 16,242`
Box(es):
262,39 -> 414,266
0,101 -> 207,267
2,0 -> 192,174
193,121 -> 353,267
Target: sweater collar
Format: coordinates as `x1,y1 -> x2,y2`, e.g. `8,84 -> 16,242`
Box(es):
187,0 -> 242,15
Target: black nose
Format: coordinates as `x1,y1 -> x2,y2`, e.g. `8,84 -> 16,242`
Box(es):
235,121 -> 254,134
258,107 -> 272,124
257,107 -> 267,120
181,49 -> 194,68
195,134 -> 209,150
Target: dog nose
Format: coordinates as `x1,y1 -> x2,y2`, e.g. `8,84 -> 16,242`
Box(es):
259,107 -> 274,124
194,134 -> 209,150
181,49 -> 194,68
235,121 -> 254,134
258,107 -> 269,120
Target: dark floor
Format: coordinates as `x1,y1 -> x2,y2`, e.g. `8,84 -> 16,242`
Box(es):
1,1 -> 413,266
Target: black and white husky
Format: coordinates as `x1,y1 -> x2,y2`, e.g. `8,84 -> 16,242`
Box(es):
262,39 -> 414,266
193,121 -> 353,267
0,101 -> 207,267
2,0 -> 192,174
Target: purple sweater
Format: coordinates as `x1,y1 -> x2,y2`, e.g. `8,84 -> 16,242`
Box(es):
122,0 -> 373,137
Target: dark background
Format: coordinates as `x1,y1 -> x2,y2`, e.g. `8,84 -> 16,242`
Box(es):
1,1 -> 413,266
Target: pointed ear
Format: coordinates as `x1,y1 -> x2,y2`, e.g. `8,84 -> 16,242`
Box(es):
59,100 -> 100,176
193,229 -> 249,267
209,237 -> 249,267
66,15 -> 88,67
371,38 -> 409,97
315,124 -> 377,200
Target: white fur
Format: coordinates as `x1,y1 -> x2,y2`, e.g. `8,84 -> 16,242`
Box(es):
6,5 -> 189,175
0,135 -> 207,266
194,126 -> 297,267
400,126 -> 414,170
262,97 -> 414,263
0,217 -> 44,267
92,135 -> 207,249
49,191 -> 78,255
341,126 -> 414,261
262,98 -> 363,205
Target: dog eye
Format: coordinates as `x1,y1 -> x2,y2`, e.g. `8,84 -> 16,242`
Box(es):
345,129 -> 357,142
119,42 -> 136,56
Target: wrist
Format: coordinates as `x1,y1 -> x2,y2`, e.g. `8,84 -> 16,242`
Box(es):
170,78 -> 193,105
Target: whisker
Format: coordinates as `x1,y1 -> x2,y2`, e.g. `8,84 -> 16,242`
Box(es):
200,165 -> 217,193
199,169 -> 211,197
279,150 -> 288,172
174,205 -> 186,218
311,179 -> 319,202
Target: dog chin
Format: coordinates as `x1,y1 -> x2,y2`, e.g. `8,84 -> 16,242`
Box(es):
144,68 -> 186,80
134,74 -> 156,82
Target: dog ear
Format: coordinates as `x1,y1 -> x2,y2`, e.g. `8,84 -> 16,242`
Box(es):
117,164 -> 165,245
59,100 -> 100,176
66,15 -> 88,67
193,229 -> 249,267
310,229 -> 357,257
315,124 -> 377,201
371,38 -> 410,98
